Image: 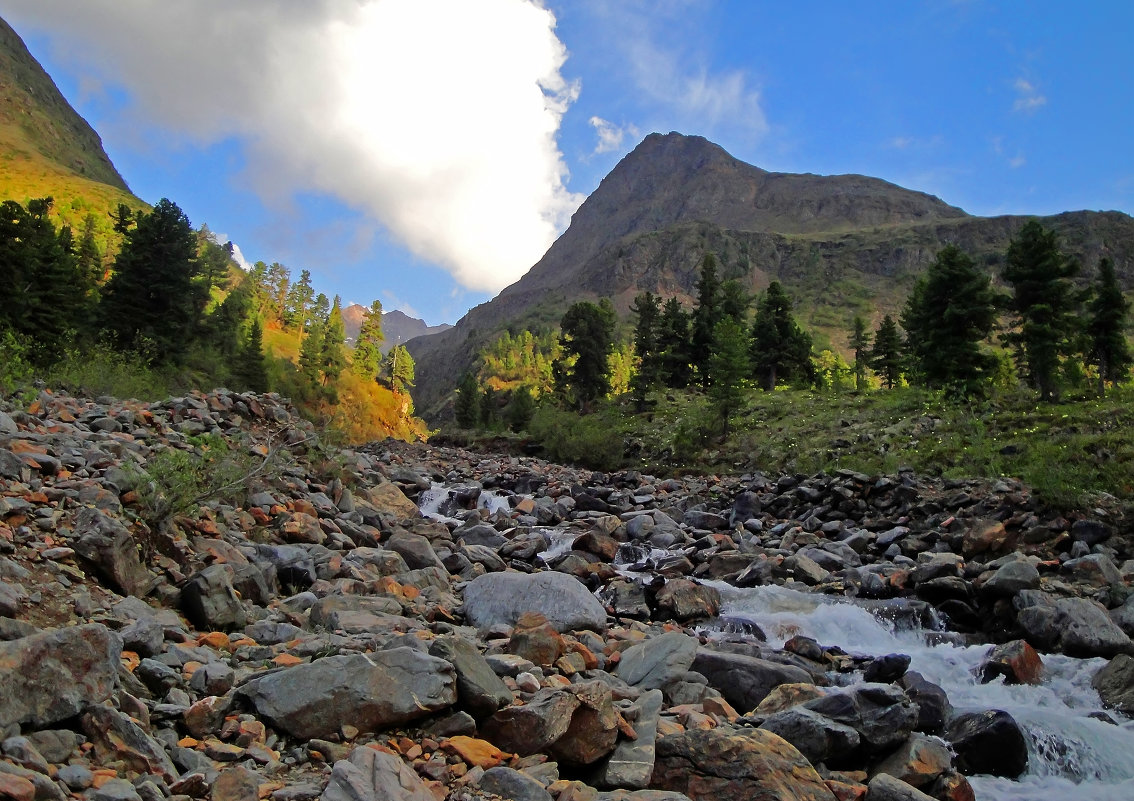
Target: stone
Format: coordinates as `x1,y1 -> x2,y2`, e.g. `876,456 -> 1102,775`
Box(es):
862,654 -> 911,684
594,689 -> 663,789
691,649 -> 812,712
980,640 -> 1043,685
480,688 -> 579,756
478,767 -> 553,801
870,733 -> 952,788
652,579 -> 720,622
463,571 -> 607,633
961,519 -> 1008,557
1016,594 -> 1133,657
802,684 -> 919,757
981,561 -> 1040,596
507,613 -> 565,666
71,508 -> 157,597
0,623 -> 120,730
212,766 -> 261,801
359,482 -> 420,521
180,564 -> 246,631
551,681 -> 620,766
82,704 -> 178,780
428,635 -> 513,718
758,707 -> 861,765
944,710 -> 1028,778
864,774 -> 937,801
0,737 -> 49,774
1070,519 -> 1111,546
240,648 -> 456,740
88,779 -> 143,801
383,533 -> 445,571
897,672 -> 952,734
440,736 -> 506,769
321,745 -> 436,801
650,728 -> 836,801
616,632 -> 698,691
1091,654 -> 1134,714
0,582 -> 20,618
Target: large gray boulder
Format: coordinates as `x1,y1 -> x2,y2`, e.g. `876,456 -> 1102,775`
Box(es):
616,632 -> 698,690
428,635 -> 513,718
691,649 -> 812,712
240,648 -> 456,739
0,624 -> 121,730
72,508 -> 157,597
1016,593 -> 1134,657
1091,654 -> 1134,714
462,571 -> 607,632
321,745 -> 436,801
802,683 -> 919,757
180,564 -> 246,631
594,689 -> 663,789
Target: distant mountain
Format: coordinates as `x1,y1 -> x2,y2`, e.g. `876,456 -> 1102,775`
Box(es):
342,304 -> 451,353
0,15 -> 143,246
409,132 -> 1134,417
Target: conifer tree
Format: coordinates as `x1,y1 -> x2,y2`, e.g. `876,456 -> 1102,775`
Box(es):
479,386 -> 497,429
384,344 -> 415,393
690,254 -> 724,386
100,198 -> 203,364
284,269 -> 315,329
319,296 -> 348,386
850,316 -> 872,392
298,319 -> 325,391
454,372 -> 481,428
871,315 -> 903,389
1003,221 -> 1081,401
1086,257 -> 1133,391
352,299 -> 385,381
901,245 -> 998,396
630,291 -> 662,405
235,318 -> 270,393
76,213 -> 102,287
750,281 -> 813,391
708,317 -> 752,438
720,279 -> 752,324
657,297 -> 692,388
508,385 -> 535,432
553,300 -> 616,411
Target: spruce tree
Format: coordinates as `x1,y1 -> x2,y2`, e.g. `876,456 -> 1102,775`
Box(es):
479,386 -> 497,429
319,297 -> 348,386
298,320 -> 325,391
849,316 -> 871,392
901,245 -> 998,396
76,213 -> 102,288
553,300 -> 616,411
508,385 -> 535,432
352,299 -> 385,381
284,269 -> 314,329
708,317 -> 752,439
871,315 -> 903,389
1003,221 -> 1081,401
235,318 -> 270,393
454,372 -> 481,428
750,281 -> 813,391
630,291 -> 662,405
100,198 -> 203,364
384,344 -> 415,393
690,254 -> 723,386
1086,257 -> 1133,391
720,279 -> 752,324
657,297 -> 691,388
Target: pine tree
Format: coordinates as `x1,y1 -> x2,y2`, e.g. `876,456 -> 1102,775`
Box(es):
479,386 -> 497,429
630,291 -> 662,405
76,213 -> 102,288
298,320 -> 325,391
901,245 -> 999,396
100,198 -> 203,364
850,316 -> 872,392
657,297 -> 691,388
352,299 -> 385,381
553,300 -> 616,411
690,254 -> 723,386
454,372 -> 480,428
750,281 -> 813,391
708,317 -> 752,439
319,297 -> 348,386
871,315 -> 903,389
508,385 -> 535,432
1003,221 -> 1081,401
284,269 -> 314,329
1086,257 -> 1133,392
235,317 -> 270,393
384,344 -> 415,393
720,279 -> 752,324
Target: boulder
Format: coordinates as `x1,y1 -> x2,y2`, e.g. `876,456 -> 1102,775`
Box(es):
897,672 -> 952,734
462,571 -> 607,633
758,707 -> 861,765
383,533 -> 445,571
865,774 -> 937,801
616,632 -> 699,691
945,710 -> 1028,778
1016,594 -> 1133,657
478,767 -> 553,801
594,689 -> 664,789
802,684 -> 919,757
0,624 -> 121,730
550,681 -> 620,766
72,508 -> 157,597
650,728 -> 836,801
359,482 -> 419,520
981,561 -> 1040,597
180,564 -> 246,631
870,733 -> 952,788
240,648 -> 456,740
691,649 -> 812,712
652,579 -> 721,622
82,705 -> 178,780
980,640 -> 1043,685
321,745 -> 436,801
1091,654 -> 1134,714
480,688 -> 579,756
428,635 -> 513,719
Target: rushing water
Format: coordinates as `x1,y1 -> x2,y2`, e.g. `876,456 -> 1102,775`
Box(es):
710,582 -> 1134,801
417,483 -> 513,525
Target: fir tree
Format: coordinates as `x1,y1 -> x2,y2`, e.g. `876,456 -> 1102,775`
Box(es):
1003,221 -> 1081,401
720,279 -> 752,324
629,291 -> 662,405
76,213 -> 102,288
454,372 -> 480,428
690,254 -> 724,385
298,320 -> 325,391
553,300 -> 616,411
319,297 -> 348,386
708,317 -> 752,439
657,297 -> 691,388
901,245 -> 998,396
284,269 -> 314,329
1086,257 -> 1133,391
384,344 -> 415,393
508,385 -> 535,432
352,299 -> 385,381
750,281 -> 813,391
479,386 -> 497,429
849,316 -> 872,392
871,315 -> 903,389
235,317 -> 270,393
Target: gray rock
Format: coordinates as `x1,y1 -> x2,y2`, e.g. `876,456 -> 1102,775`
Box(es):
82,705 -> 178,780
480,688 -> 579,756
691,648 -> 812,712
24,729 -> 81,763
478,767 -> 553,801
0,410 -> 17,435
758,707 -> 861,765
428,635 -> 513,718
119,617 -> 166,657
982,561 -> 1040,596
865,774 -> 936,801
1,736 -> 50,774
321,745 -> 436,801
0,581 -> 20,617
180,564 -> 246,631
87,779 -> 143,801
1071,519 -> 1111,546
1091,654 -> 1134,714
72,508 -> 157,597
1016,594 -> 1133,657
802,683 -> 919,757
240,648 -> 456,740
0,624 -> 121,730
945,709 -> 1028,778
308,595 -> 408,633
463,571 -> 607,633
594,689 -> 663,789
383,533 -> 445,571
616,632 -> 699,690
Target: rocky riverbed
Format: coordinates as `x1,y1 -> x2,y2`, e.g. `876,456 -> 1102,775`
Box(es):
1,388 -> 1133,801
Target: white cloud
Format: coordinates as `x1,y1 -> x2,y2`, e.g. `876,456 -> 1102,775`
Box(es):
589,116 -> 637,154
1012,77 -> 1047,113
215,234 -> 253,272
1008,154 -> 1026,169
5,0 -> 584,293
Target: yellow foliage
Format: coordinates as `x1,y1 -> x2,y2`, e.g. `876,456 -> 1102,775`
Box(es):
317,370 -> 431,445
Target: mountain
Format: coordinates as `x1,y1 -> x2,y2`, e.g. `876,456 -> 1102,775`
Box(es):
408,132 -> 1134,417
342,304 -> 451,352
0,16 -> 142,248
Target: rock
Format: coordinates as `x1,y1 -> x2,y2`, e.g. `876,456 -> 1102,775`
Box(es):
870,733 -> 952,788
428,635 -> 513,718
802,684 -> 919,757
594,689 -> 663,789
1063,553 -> 1125,587
180,564 -> 246,631
897,672 -> 952,734
478,767 -> 553,801
981,561 -> 1040,596
1070,519 -> 1111,546
945,710 -> 1028,778
0,737 -> 49,774
88,779 -> 143,801
463,571 -> 607,633
980,640 -> 1043,685
683,510 -> 728,530
383,534 -> 445,571
550,681 -> 619,766
321,745 -> 436,801
0,773 -> 35,801
864,774 -> 937,801
862,654 -> 911,684
616,632 -> 699,691
0,623 -> 120,730
650,727 -> 836,801
308,595 -> 411,634
212,766 -> 261,801
652,579 -> 721,622
480,688 -> 579,756
359,483 -> 419,521
1016,594 -> 1134,657
82,705 -> 178,780
1091,654 -> 1134,714
962,519 -> 1008,557
240,648 -> 456,740
691,649 -> 812,712
758,707 -> 860,765
71,508 -> 157,597
507,612 -> 565,666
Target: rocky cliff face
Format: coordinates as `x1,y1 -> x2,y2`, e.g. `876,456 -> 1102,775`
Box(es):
342,305 -> 451,352
409,133 -> 1134,417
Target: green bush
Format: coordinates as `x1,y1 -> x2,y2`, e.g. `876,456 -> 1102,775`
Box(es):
0,329 -> 34,398
528,405 -> 624,471
43,342 -> 170,400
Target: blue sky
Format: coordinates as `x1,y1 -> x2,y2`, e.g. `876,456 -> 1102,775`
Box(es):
6,1 -> 1132,325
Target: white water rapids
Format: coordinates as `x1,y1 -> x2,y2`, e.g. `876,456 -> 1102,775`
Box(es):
712,582 -> 1134,801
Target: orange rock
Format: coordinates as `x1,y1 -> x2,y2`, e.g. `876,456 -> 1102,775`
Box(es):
249,507 -> 271,525
442,736 -> 507,769
272,653 -> 303,667
702,696 -> 740,723
121,651 -> 141,673
178,737 -> 200,748
198,631 -> 231,649
229,637 -> 256,649
90,770 -> 119,789
0,773 -> 36,801
825,779 -> 868,801
182,661 -> 204,678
